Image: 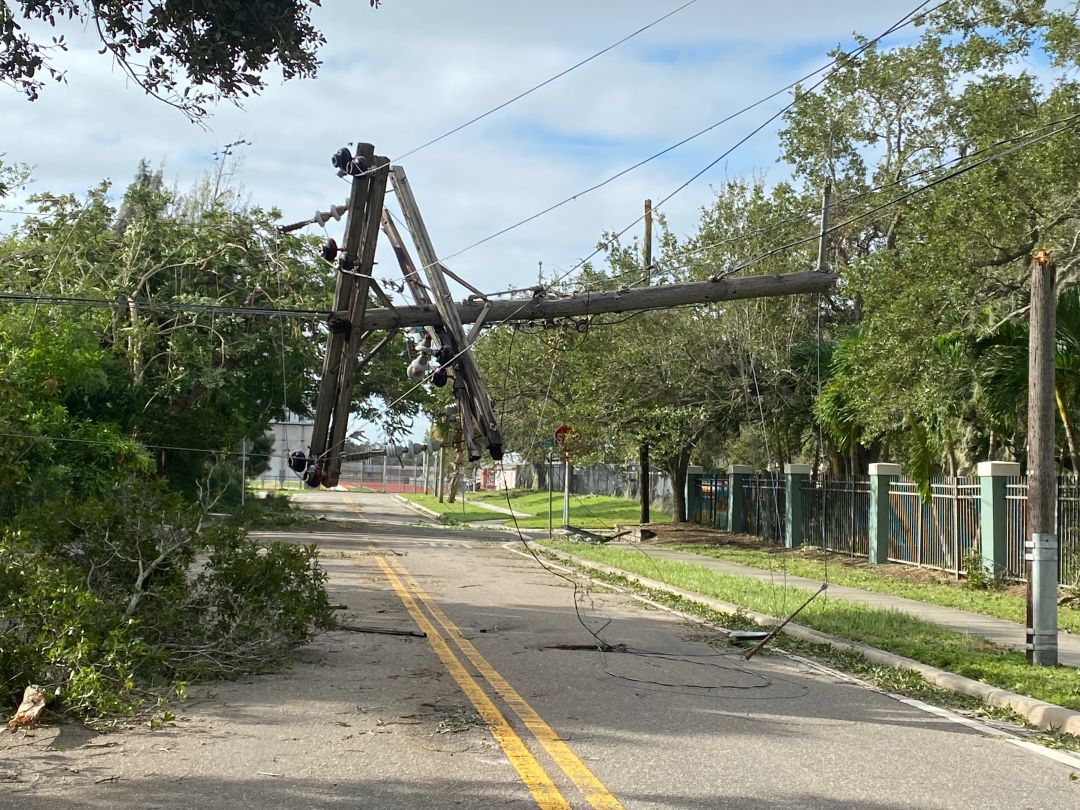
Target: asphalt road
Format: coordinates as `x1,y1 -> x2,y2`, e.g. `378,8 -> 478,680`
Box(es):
4,491 -> 1079,809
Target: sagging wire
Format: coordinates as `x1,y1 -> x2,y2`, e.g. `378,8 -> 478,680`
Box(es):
491,331 -> 791,695
391,0 -> 702,166
499,460 -> 798,696
321,0 -> 947,325
0,429 -> 283,461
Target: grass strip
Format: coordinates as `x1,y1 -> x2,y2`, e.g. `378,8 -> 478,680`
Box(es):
668,542 -> 1080,636
403,494 -> 500,524
542,540 -> 1080,712
404,491 -> 671,529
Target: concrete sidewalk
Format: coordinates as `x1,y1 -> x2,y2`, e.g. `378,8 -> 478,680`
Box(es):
465,499 -> 534,519
618,543 -> 1080,667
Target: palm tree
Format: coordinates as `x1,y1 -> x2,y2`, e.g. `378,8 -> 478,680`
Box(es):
974,286 -> 1080,474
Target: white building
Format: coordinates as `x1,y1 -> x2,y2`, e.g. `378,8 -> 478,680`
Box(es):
263,411 -> 315,485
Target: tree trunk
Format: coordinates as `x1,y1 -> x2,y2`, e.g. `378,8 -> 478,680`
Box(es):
667,445 -> 693,523
532,460 -> 547,491
638,442 -> 651,524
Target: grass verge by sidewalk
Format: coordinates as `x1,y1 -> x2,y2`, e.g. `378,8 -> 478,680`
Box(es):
667,542 -> 1080,636
542,540 -> 1080,712
402,494 -> 500,524
402,491 -> 671,529
467,490 -> 670,529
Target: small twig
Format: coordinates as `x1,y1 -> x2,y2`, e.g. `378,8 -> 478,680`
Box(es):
94,775 -> 121,784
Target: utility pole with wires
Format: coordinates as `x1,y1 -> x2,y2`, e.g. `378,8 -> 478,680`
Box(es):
639,198 -> 653,526
278,144 -> 838,494
816,180 -> 832,272
282,142 -> 506,489
1026,250 -> 1058,666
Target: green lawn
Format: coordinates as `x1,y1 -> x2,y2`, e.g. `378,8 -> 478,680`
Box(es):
541,540 -> 1080,712
468,489 -> 670,529
668,542 -> 1080,636
405,494 -> 505,524
402,490 -> 670,529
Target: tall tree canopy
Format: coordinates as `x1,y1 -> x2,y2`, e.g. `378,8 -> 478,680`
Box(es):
477,0 -> 1080,512
0,161 -> 420,501
2,0 -> 381,118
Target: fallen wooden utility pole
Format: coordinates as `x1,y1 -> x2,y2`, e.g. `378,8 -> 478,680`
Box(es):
356,270 -> 837,331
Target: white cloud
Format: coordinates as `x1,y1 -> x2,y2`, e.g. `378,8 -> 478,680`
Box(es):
2,0 -> 917,299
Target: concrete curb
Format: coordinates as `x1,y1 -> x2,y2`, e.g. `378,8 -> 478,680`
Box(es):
537,544 -> 1080,736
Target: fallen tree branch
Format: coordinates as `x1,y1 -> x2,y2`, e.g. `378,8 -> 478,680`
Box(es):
335,624 -> 425,638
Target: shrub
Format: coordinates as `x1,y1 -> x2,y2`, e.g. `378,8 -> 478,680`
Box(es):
0,479 -> 332,724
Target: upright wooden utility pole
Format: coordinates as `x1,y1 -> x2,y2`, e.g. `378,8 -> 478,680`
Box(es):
1026,250 -> 1058,666
639,198 -> 653,526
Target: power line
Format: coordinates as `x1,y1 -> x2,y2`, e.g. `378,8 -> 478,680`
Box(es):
552,0 -> 947,289
0,292 -> 327,319
379,2 -> 952,414
7,104 -> 1072,328
0,430 -> 280,460
723,112 -> 1080,276
390,0 -> 701,165
654,108 -> 1080,275
434,0 -> 949,272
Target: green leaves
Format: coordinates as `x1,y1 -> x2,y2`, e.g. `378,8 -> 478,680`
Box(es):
6,1 -> 343,119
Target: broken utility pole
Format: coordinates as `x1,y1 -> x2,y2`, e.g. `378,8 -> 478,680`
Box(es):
389,166 -> 503,462
281,147 -> 838,491
287,143 -> 507,488
355,270 -> 836,331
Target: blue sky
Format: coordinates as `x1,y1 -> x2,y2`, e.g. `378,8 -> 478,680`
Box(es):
0,1 -> 924,441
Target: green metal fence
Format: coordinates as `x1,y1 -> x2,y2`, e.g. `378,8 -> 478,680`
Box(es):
801,476 -> 871,556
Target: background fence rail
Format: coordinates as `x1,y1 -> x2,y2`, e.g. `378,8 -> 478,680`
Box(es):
688,469 -> 1080,585
691,474 -> 729,528
1006,474 -> 1080,585
742,473 -> 785,544
802,476 -> 871,556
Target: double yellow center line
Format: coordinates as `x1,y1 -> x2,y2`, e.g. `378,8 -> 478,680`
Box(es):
376,556 -> 623,810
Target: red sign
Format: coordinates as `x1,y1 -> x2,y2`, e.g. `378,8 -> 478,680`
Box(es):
554,425 -> 570,446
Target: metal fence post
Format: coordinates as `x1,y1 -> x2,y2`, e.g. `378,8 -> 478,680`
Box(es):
784,464 -> 811,548
868,463 -> 901,564
727,465 -> 753,533
977,461 -> 1019,579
